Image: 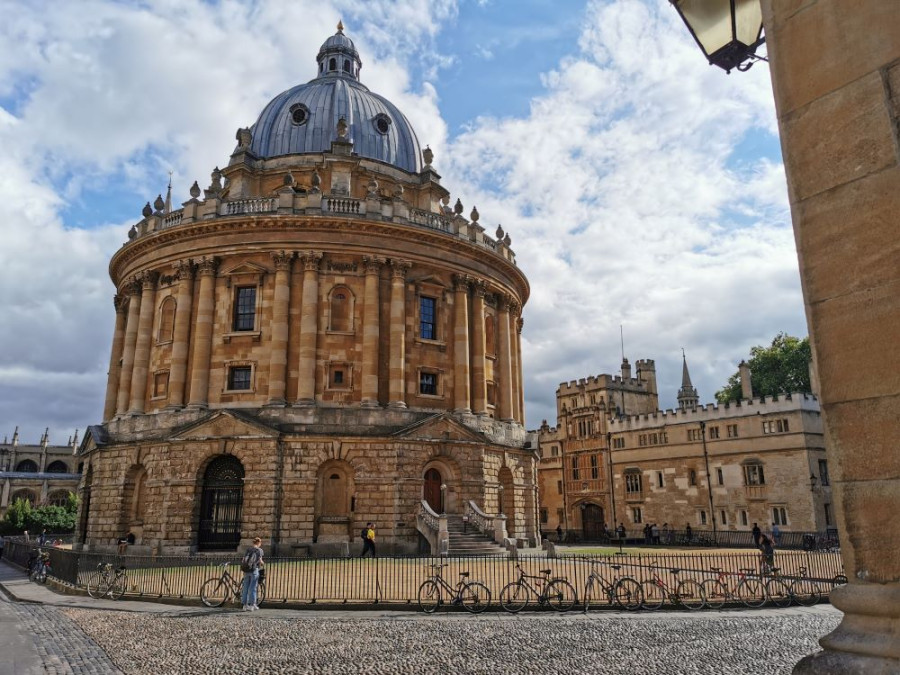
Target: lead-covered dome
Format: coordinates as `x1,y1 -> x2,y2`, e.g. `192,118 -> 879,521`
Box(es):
249,24 -> 423,173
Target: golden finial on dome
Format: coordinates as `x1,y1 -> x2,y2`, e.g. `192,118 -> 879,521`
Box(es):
337,20 -> 344,33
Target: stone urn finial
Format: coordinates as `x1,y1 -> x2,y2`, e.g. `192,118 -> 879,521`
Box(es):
336,116 -> 348,139
189,181 -> 201,199
454,198 -> 463,215
311,168 -> 321,192
284,172 -> 296,187
423,145 -> 434,167
142,202 -> 153,218
210,166 -> 222,192
367,178 -> 379,198
470,206 -> 479,223
153,194 -> 165,213
496,224 -> 504,239
503,233 -> 511,246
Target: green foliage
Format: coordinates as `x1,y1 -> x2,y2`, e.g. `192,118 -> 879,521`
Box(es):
716,333 -> 812,403
1,492 -> 79,535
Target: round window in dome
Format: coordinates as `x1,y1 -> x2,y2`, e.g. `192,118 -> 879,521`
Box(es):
373,113 -> 392,135
290,104 -> 310,126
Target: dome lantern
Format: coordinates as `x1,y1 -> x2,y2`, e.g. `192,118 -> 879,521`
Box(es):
316,21 -> 362,80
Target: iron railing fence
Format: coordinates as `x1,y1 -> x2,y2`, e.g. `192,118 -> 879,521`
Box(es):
545,528 -> 840,551
1,543 -> 845,607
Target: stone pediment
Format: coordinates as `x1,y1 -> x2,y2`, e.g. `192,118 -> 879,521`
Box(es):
171,411 -> 279,441
77,425 -> 108,455
392,414 -> 485,443
220,260 -> 271,277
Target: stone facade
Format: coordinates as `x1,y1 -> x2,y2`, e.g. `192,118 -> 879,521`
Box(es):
76,27 -> 535,556
0,427 -> 81,517
537,359 -> 833,537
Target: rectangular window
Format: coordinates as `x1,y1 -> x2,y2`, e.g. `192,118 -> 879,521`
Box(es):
689,470 -> 697,486
419,372 -> 438,396
688,429 -> 702,441
720,510 -> 727,525
233,286 -> 257,331
153,372 -> 168,398
639,434 -> 646,447
700,510 -> 707,525
740,510 -> 748,526
660,431 -> 668,444
708,426 -> 720,439
625,472 -> 642,495
657,472 -> 664,488
612,437 -> 625,449
818,459 -> 830,486
744,464 -> 766,486
716,467 -> 724,485
727,424 -> 738,438
590,454 -> 599,480
419,296 -> 436,340
333,370 -> 344,385
571,457 -> 579,481
773,507 -> 788,526
540,508 -> 548,524
486,381 -> 497,407
824,503 -> 832,527
763,418 -> 790,434
228,366 -> 252,391
632,507 -> 642,524
557,480 -> 563,495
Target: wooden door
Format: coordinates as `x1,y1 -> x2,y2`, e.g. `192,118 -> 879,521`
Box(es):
424,468 -> 442,512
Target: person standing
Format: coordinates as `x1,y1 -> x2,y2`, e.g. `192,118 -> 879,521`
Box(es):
751,523 -> 761,548
556,524 -> 563,543
772,523 -> 781,546
685,523 -> 693,544
361,522 -> 376,558
616,523 -> 626,540
759,533 -> 775,574
241,537 -> 264,611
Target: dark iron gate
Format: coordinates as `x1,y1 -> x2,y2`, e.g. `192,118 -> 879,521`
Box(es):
198,455 -> 244,551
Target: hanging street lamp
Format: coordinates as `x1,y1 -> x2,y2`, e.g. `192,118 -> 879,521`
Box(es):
669,0 -> 766,73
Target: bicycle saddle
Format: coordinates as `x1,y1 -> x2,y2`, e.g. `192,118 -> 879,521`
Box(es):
459,572 -> 470,578
610,565 -> 621,571
670,569 -> 681,575
710,566 -> 721,572
770,567 -> 781,573
540,569 -> 552,575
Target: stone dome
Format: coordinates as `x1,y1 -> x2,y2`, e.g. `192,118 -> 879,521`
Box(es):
249,24 -> 423,173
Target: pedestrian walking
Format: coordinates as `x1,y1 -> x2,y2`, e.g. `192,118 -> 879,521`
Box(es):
240,536 -> 264,611
361,522 -> 376,558
751,522 -> 761,547
651,523 -> 660,545
772,523 -> 781,546
759,533 -> 775,574
38,529 -> 47,546
556,524 -> 563,543
643,523 -> 651,545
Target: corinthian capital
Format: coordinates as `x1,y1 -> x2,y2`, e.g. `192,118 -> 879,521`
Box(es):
390,259 -> 412,279
301,250 -> 323,271
123,277 -> 142,297
271,250 -> 295,271
472,279 -> 487,298
138,270 -> 160,290
517,317 -> 524,334
452,274 -> 472,293
173,259 -> 195,281
363,255 -> 385,274
113,294 -> 128,313
196,256 -> 219,277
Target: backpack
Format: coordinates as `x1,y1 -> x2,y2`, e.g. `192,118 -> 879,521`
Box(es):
240,548 -> 258,573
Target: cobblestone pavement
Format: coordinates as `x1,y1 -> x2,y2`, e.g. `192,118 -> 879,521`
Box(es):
54,606 -> 840,675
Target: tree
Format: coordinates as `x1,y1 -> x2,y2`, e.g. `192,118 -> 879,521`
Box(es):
715,333 -> 812,403
0,492 -> 79,536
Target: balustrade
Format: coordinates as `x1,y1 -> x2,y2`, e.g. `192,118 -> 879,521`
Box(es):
324,197 -> 361,215
162,210 -> 184,228
223,197 -> 277,215
408,208 -> 451,233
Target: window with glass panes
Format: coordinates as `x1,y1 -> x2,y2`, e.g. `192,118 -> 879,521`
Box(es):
419,296 -> 436,339
233,287 -> 256,331
419,372 -> 437,395
228,366 -> 252,390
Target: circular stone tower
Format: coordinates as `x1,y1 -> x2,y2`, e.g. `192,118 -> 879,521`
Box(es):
76,25 -> 534,556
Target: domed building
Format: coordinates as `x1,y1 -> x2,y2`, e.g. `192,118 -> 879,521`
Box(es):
76,25 -> 535,556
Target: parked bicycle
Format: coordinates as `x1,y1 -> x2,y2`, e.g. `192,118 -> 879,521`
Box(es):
787,566 -> 822,607
417,563 -> 491,614
200,562 -> 266,608
701,566 -> 767,609
640,563 -> 705,610
499,563 -> 576,613
759,566 -> 793,608
28,549 -> 51,584
87,562 -> 128,600
582,560 -> 642,612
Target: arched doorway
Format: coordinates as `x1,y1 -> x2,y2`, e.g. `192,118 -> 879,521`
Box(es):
424,468 -> 442,512
314,460 -> 355,543
582,503 -> 606,541
198,455 -> 244,551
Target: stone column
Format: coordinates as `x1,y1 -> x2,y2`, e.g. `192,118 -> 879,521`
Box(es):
757,2 -> 900,672
102,294 -> 128,421
267,251 -> 293,406
296,251 -> 322,405
361,256 -> 384,407
497,294 -> 514,422
115,280 -> 142,416
452,274 -> 471,414
166,260 -> 195,409
187,257 -> 218,409
127,271 -> 158,414
509,302 -> 522,423
517,316 -> 526,424
388,260 -> 411,408
471,280 -> 487,415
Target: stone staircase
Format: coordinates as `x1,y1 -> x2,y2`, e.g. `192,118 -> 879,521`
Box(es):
445,515 -> 507,556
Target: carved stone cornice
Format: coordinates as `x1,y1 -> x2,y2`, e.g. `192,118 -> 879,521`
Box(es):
496,293 -> 512,312
390,259 -> 412,279
196,256 -> 219,277
271,250 -> 295,271
300,250 -> 323,271
173,259 -> 195,282
362,255 -> 385,274
452,274 -> 472,293
123,278 -> 142,297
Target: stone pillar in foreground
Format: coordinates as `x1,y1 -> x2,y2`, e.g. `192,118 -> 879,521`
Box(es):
115,280 -> 142,416
759,2 -> 900,671
388,260 -> 410,408
267,251 -> 293,406
127,271 -> 158,414
471,280 -> 487,416
360,256 -> 383,407
166,259 -> 195,409
187,256 -> 217,409
452,274 -> 471,414
102,294 -> 127,421
296,251 -> 322,405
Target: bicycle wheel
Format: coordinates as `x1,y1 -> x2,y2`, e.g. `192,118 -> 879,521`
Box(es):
545,579 -> 576,612
256,580 -> 266,606
460,581 -> 491,614
87,572 -> 109,599
417,580 -> 441,613
613,578 -> 643,611
766,578 -> 792,607
110,572 -> 127,600
200,578 -> 229,608
701,579 -> 727,610
737,578 -> 766,608
640,580 -> 664,610
676,580 -> 705,610
499,582 -> 529,613
790,579 -> 821,607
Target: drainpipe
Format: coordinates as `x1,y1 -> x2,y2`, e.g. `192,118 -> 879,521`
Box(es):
699,421 -> 717,544
606,432 -> 617,530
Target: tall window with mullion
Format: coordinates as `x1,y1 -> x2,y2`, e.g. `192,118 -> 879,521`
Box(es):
233,286 -> 257,331
419,296 -> 436,340
419,372 -> 438,395
228,366 -> 252,391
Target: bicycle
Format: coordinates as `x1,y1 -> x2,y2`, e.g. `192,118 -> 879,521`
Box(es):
788,566 -> 822,607
87,562 -> 128,600
640,563 -> 705,610
200,562 -> 266,608
499,563 -> 577,613
760,566 -> 792,608
417,563 -> 491,614
701,566 -> 767,609
582,560 -> 642,612
28,549 -> 51,584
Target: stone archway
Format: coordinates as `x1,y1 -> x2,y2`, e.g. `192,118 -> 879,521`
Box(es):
424,468 -> 442,512
582,503 -> 606,541
422,456 -> 461,515
197,455 -> 244,551
315,460 -> 355,543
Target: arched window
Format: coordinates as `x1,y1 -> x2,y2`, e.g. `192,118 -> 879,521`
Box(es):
158,296 -> 176,343
485,315 -> 496,355
329,286 -> 354,332
11,489 -> 36,505
15,459 -> 38,473
198,455 -> 244,550
689,469 -> 697,486
329,57 -> 336,71
46,460 -> 69,473
343,59 -> 351,73
48,490 -> 71,507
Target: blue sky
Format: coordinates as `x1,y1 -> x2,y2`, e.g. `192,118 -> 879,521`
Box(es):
0,0 -> 807,444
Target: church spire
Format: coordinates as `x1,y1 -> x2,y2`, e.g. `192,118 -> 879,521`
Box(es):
677,350 -> 699,410
164,172 -> 173,214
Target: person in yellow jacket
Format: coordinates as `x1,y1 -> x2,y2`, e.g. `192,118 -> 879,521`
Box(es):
361,522 -> 376,558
